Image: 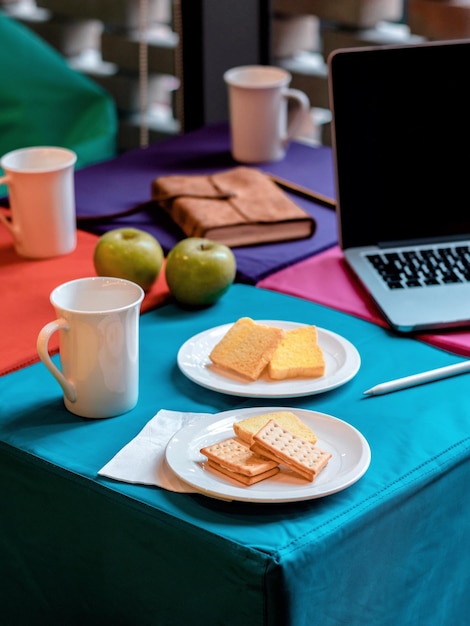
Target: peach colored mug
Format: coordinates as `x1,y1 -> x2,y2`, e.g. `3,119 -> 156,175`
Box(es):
224,65 -> 310,163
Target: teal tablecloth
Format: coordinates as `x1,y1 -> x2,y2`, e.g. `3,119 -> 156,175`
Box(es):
1,284 -> 469,625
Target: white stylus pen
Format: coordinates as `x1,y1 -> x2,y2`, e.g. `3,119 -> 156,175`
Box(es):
363,359 -> 470,396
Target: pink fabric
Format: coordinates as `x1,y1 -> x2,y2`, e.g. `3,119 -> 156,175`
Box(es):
257,245 -> 470,357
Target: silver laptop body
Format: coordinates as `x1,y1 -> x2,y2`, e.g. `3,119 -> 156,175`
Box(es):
328,39 -> 470,333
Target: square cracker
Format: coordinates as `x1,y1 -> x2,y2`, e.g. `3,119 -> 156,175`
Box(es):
251,420 -> 331,482
201,437 -> 278,477
207,459 -> 280,485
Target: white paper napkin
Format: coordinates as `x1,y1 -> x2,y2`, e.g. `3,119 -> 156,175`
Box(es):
98,409 -> 213,493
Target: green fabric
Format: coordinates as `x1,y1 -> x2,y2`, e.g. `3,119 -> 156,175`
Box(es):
0,11 -> 117,177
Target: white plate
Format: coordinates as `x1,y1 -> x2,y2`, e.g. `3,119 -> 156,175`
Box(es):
165,406 -> 371,503
177,320 -> 361,398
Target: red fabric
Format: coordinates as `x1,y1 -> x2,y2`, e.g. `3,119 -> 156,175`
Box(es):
257,245 -> 470,357
0,227 -> 170,376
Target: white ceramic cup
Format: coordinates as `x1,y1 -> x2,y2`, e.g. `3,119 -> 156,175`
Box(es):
224,65 -> 310,163
0,146 -> 77,258
37,277 -> 145,419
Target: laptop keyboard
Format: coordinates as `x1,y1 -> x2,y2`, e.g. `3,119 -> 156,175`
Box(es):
366,246 -> 470,289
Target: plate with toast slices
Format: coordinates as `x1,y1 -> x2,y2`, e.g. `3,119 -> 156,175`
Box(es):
177,319 -> 361,398
165,406 -> 371,503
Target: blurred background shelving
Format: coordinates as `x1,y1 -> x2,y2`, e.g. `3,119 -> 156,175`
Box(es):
1,0 -> 469,152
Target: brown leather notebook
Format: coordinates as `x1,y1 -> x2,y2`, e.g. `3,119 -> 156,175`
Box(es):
151,167 -> 316,247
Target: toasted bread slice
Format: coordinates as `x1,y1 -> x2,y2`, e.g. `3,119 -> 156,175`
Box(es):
233,410 -> 317,445
209,317 -> 285,381
268,326 -> 325,380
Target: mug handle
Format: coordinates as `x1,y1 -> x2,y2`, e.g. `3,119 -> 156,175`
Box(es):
0,174 -> 19,240
283,88 -> 311,147
37,319 -> 77,403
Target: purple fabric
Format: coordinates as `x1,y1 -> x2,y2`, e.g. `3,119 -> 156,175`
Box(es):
75,123 -> 338,283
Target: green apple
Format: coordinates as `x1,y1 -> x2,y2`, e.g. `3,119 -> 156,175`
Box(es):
93,227 -> 164,291
165,237 -> 237,306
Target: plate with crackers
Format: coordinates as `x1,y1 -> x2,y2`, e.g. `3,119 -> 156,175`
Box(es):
177,318 -> 360,398
165,407 -> 371,503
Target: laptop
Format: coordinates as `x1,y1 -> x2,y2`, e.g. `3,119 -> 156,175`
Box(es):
328,39 -> 470,333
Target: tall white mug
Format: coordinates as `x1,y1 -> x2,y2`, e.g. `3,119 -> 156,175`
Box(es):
0,146 -> 77,258
37,277 -> 145,419
224,65 -> 310,163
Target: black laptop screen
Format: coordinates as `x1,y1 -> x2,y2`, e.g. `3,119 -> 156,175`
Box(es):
329,40 -> 470,249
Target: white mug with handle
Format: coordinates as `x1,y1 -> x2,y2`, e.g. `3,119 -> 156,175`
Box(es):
37,277 -> 145,419
0,146 -> 77,258
224,65 -> 310,163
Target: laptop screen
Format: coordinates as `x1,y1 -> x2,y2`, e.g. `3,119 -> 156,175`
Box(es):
328,39 -> 470,250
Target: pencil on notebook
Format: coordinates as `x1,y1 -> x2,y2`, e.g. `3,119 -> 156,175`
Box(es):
268,174 -> 336,210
